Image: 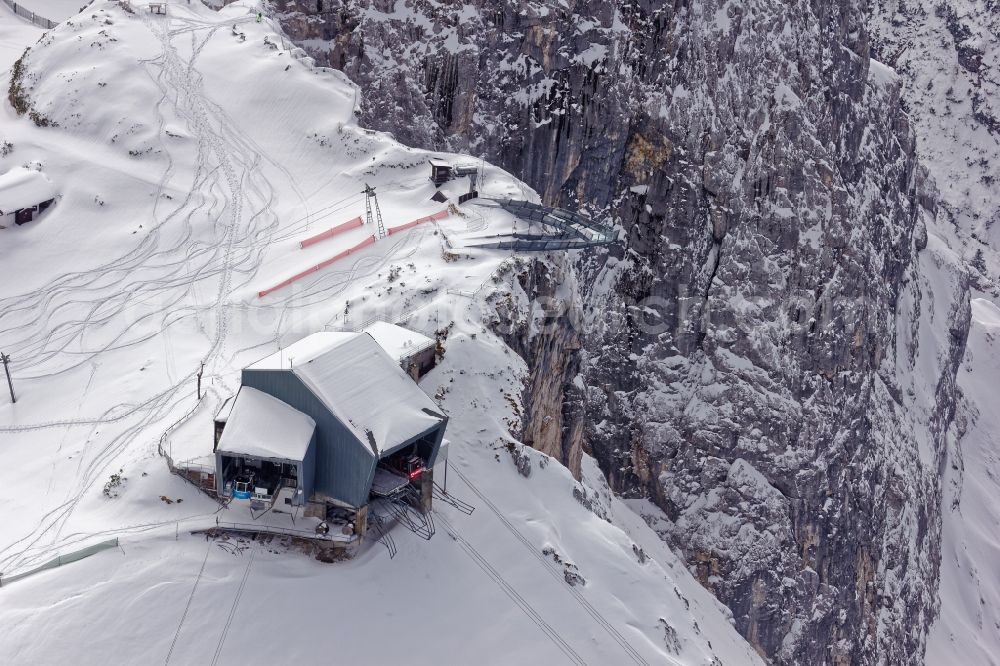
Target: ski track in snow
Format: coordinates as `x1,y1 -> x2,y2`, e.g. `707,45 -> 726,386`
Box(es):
449,466 -> 655,666
0,12 -> 257,572
0,6 -> 422,575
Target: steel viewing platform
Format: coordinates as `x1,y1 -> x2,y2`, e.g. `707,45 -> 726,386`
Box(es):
468,199 -> 619,251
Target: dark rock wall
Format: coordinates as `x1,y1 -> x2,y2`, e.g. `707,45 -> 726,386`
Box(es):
490,255 -> 587,476
272,1 -> 971,663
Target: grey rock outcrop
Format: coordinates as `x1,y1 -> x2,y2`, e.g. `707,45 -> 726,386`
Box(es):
272,1 -> 972,663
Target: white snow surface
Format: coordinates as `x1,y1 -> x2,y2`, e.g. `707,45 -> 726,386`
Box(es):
926,296 -> 1000,665
0,166 -> 55,213
292,332 -> 443,454
0,5 -> 42,66
251,322 -> 432,370
0,3 -> 763,664
363,320 -> 434,360
216,387 -> 315,462
5,0 -> 89,23
248,331 -> 355,369
867,2 -> 1000,661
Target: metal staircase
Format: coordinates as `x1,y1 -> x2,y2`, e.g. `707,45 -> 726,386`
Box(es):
368,513 -> 398,558
371,486 -> 436,541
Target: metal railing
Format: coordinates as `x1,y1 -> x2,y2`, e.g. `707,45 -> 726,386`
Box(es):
2,0 -> 59,29
446,256 -> 516,299
213,520 -> 354,543
326,308 -> 438,339
469,198 -> 620,252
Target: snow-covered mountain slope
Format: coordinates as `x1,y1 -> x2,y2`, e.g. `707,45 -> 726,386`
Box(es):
927,298 -> 1000,665
865,3 -> 1000,663
0,3 -> 762,664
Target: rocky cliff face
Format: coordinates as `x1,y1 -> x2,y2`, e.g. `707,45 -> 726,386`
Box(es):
272,1 -> 972,663
489,254 -> 588,477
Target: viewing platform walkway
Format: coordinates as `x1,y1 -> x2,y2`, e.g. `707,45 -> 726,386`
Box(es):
468,199 -> 619,251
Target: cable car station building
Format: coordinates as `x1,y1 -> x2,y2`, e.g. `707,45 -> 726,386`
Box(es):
213,327 -> 447,534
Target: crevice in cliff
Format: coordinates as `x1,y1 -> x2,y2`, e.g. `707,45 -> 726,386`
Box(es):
697,237 -> 723,350
489,256 -> 586,477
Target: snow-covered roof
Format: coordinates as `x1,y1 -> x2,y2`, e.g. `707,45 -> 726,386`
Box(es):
248,332 -> 356,370
428,158 -> 451,168
363,321 -> 434,362
289,333 -> 444,455
251,325 -> 432,369
217,387 -> 316,461
215,395 -> 236,423
0,168 -> 56,214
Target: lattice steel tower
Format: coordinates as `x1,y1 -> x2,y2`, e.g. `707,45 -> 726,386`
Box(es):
364,184 -> 386,239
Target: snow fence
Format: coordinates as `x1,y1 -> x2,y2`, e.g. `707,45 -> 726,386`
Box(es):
258,234 -> 376,297
299,216 -> 364,248
388,209 -> 449,235
0,537 -> 120,587
2,0 -> 58,29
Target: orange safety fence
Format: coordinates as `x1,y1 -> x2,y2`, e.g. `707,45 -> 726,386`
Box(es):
299,216 -> 364,248
258,235 -> 376,298
387,209 -> 449,236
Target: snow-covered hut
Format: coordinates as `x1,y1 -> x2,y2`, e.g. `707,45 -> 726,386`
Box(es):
0,167 -> 56,225
363,321 -> 437,379
215,331 -> 447,524
429,158 -> 451,186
